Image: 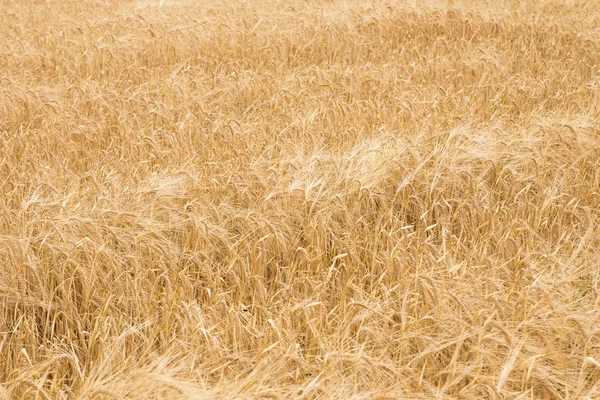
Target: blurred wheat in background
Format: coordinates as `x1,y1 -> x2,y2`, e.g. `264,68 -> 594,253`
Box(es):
2,0 -> 600,398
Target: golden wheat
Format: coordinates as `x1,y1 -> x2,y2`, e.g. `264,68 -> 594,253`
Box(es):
1,0 -> 600,398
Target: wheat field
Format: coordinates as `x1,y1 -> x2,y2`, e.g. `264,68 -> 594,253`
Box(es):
1,0 -> 600,398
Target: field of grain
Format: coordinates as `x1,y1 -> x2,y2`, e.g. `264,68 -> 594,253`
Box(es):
2,0 -> 600,398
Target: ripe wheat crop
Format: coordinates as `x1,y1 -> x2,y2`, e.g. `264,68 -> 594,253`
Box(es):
2,0 -> 600,398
